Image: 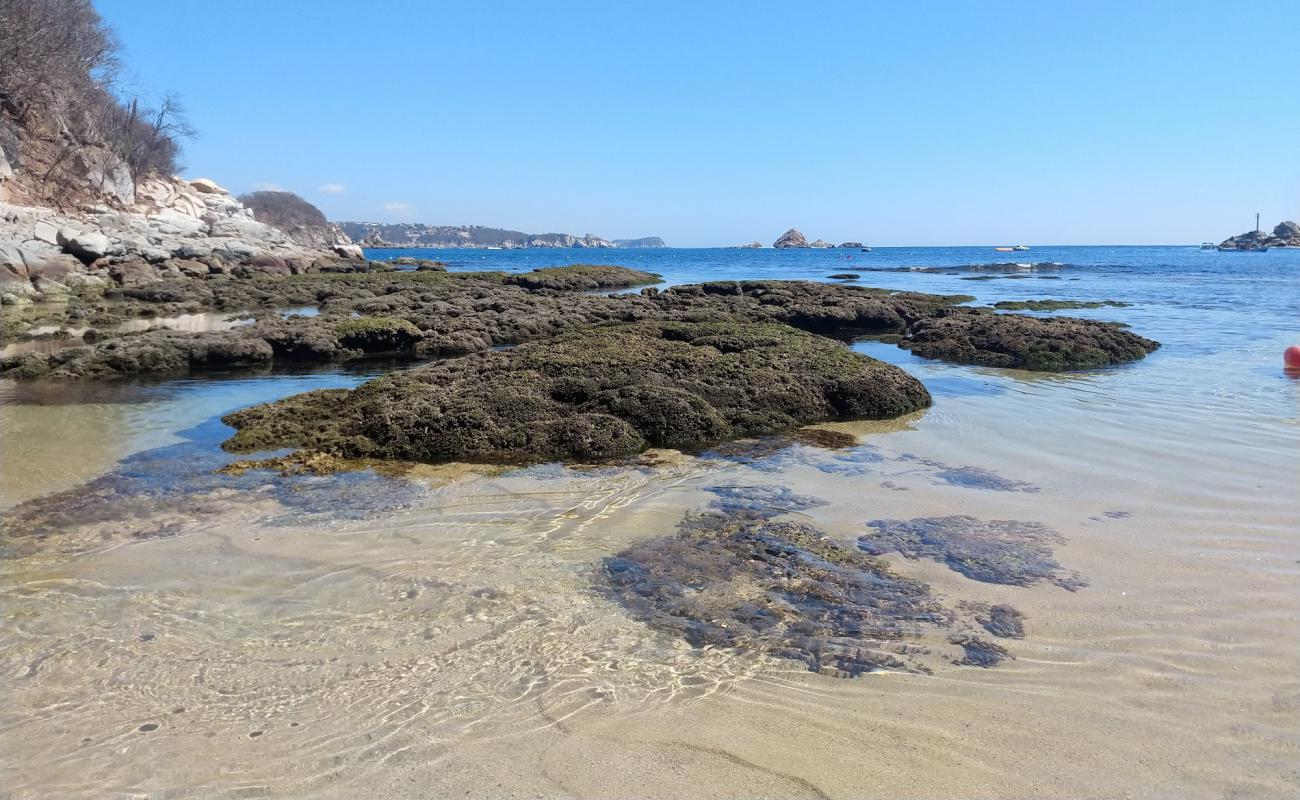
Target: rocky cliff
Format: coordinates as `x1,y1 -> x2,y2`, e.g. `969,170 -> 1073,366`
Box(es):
339,222 -> 663,249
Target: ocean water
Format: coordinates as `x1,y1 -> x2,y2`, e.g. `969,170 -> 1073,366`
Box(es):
1,247 -> 1297,798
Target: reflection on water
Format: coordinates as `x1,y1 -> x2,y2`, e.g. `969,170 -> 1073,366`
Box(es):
0,361 -> 394,508
1,250 -> 1298,798
0,306 -> 318,358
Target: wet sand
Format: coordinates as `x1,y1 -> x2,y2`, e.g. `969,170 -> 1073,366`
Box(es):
2,334 -> 1296,798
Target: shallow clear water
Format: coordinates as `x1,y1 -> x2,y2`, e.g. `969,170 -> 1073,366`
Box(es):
1,247 -> 1297,798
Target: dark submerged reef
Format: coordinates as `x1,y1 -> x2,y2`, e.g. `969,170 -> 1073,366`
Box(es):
991,299 -> 1130,311
595,492 -> 1073,676
861,515 -> 1088,591
598,512 -> 952,677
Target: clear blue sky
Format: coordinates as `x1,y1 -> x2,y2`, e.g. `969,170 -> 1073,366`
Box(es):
98,0 -> 1298,246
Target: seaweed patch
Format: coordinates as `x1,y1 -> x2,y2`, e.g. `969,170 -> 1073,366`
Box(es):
860,515 -> 1087,591
598,511 -> 956,677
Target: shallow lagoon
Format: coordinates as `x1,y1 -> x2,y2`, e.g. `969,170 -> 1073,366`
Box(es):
1,246 -> 1297,797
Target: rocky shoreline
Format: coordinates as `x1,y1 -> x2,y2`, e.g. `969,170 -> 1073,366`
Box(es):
1,176 -> 365,309
1,258 -> 1159,464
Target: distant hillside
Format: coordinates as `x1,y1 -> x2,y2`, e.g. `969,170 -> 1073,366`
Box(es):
239,190 -> 349,247
338,222 -> 664,249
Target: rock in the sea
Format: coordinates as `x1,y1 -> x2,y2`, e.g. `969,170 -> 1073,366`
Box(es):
773,228 -> 808,248
838,242 -> 865,248
502,264 -> 660,291
809,239 -> 833,248
900,307 -> 1158,370
739,241 -> 763,249
221,321 -> 932,463
1274,220 -> 1300,240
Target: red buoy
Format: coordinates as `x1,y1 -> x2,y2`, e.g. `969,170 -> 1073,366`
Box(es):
1285,344 -> 1300,369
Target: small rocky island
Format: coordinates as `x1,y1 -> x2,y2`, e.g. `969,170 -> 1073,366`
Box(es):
1217,220 -> 1300,250
772,228 -> 868,249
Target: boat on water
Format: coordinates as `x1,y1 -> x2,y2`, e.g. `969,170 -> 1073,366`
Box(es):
1013,244 -> 1030,251
994,247 -> 1014,252
860,247 -> 871,252
1200,242 -> 1217,250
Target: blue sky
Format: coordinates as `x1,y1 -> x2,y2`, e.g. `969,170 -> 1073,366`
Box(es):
98,0 -> 1298,246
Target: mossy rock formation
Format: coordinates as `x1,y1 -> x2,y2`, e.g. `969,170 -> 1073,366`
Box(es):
222,321 -> 932,464
502,264 -> 661,291
901,308 -> 1158,370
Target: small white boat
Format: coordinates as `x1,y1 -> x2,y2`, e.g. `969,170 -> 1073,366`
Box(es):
1012,244 -> 1030,251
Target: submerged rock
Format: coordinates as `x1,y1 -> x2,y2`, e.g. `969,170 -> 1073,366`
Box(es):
860,515 -> 1087,591
222,321 -> 932,464
991,299 -> 1130,311
949,635 -> 1012,667
963,602 -> 1027,639
901,308 -> 1158,370
598,512 -> 951,676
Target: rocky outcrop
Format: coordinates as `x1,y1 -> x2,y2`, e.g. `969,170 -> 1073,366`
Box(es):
1217,220 -> 1300,250
0,176 -> 362,294
809,239 -> 833,248
838,242 -> 865,248
738,241 -> 763,249
901,307 -> 1159,370
220,321 -> 932,463
2,270 -> 1158,381
773,228 -> 808,248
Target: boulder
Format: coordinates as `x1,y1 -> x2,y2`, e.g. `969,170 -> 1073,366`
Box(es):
57,229 -> 111,263
24,252 -> 82,283
1273,220 -> 1300,240
32,219 -> 61,246
170,258 -> 211,277
189,178 -> 228,195
108,259 -> 162,286
0,244 -> 35,296
332,243 -> 365,261
773,228 -> 808,248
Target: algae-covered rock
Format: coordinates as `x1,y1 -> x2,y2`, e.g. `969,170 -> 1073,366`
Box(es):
991,299 -> 1130,311
901,308 -> 1158,370
222,321 -> 931,464
333,316 -> 423,352
502,264 -> 661,291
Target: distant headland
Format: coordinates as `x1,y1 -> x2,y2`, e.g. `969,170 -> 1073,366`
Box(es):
339,222 -> 665,250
